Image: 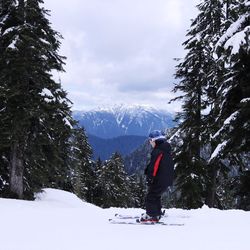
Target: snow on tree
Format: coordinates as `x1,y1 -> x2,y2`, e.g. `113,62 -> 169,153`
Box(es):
170,0 -> 250,209
170,0 -> 227,209
211,0 -> 250,162
0,0 -> 73,198
94,152 -> 132,208
71,127 -> 95,202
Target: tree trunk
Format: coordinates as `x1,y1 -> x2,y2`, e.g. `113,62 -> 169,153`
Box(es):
9,142 -> 24,199
206,164 -> 217,207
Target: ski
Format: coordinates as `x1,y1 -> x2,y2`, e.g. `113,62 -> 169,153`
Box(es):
135,218 -> 184,226
109,219 -> 184,226
113,212 -> 189,220
114,210 -> 167,220
114,213 -> 140,219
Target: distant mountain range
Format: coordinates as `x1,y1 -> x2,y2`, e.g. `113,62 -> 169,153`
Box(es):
88,134 -> 147,160
73,105 -> 175,139
73,105 -> 175,160
124,141 -> 151,175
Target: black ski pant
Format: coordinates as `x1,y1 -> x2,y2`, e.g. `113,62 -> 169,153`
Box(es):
145,182 -> 168,217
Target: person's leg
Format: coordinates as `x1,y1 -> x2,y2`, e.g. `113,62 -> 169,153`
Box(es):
156,196 -> 162,216
145,185 -> 162,217
146,184 -> 168,217
157,187 -> 168,215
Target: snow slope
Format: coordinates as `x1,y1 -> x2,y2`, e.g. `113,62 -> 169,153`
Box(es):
1,188 -> 249,250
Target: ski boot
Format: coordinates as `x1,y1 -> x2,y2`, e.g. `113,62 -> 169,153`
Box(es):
139,213 -> 161,223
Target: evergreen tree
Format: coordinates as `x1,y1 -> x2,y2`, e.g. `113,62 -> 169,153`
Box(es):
171,0 -> 250,209
129,174 -> 146,208
211,0 -> 250,164
195,0 -> 227,208
71,127 -> 95,202
0,0 -> 73,198
170,4 -> 215,208
210,0 -> 250,208
92,157 -> 103,206
170,0 -> 237,208
0,148 -> 9,195
94,152 -> 131,208
237,170 -> 250,210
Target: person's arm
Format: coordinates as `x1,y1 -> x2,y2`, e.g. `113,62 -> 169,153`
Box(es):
152,153 -> 163,177
146,149 -> 163,184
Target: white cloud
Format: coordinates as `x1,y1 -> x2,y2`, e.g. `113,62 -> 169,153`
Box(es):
44,0 -> 199,111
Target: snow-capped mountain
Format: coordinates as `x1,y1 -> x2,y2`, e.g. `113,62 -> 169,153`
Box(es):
73,105 -> 175,139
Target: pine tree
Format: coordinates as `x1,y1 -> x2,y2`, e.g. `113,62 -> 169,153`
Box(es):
94,152 -> 132,208
0,0 -> 73,198
71,127 -> 95,202
170,0 -> 230,208
92,157 -> 104,206
128,174 -> 146,208
0,148 -> 9,195
170,0 -> 250,209
195,0 -> 227,208
210,0 -> 250,208
237,170 -> 250,210
171,10 -> 212,209
211,0 -> 250,163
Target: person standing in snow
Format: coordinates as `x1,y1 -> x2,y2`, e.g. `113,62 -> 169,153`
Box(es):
140,130 -> 174,222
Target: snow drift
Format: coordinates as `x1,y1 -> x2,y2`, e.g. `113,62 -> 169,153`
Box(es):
0,188 -> 249,250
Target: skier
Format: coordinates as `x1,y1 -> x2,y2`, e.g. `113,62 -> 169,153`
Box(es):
140,130 -> 174,223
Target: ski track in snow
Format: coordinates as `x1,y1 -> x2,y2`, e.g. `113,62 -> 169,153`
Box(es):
0,188 -> 249,250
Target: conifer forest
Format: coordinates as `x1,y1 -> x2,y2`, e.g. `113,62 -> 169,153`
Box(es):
0,0 -> 249,210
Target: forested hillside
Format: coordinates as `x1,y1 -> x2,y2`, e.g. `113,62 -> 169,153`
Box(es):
88,134 -> 147,160
0,1 -> 144,208
0,0 -> 249,211
169,0 -> 250,210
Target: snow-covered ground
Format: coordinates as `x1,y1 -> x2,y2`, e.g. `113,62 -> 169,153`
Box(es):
1,188 -> 249,250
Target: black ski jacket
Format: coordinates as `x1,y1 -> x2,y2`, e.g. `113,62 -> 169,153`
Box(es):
144,140 -> 174,188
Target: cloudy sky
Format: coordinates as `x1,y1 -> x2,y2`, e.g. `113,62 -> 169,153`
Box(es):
44,0 -> 200,112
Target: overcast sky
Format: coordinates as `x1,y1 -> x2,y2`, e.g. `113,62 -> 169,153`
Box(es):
44,0 -> 200,112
